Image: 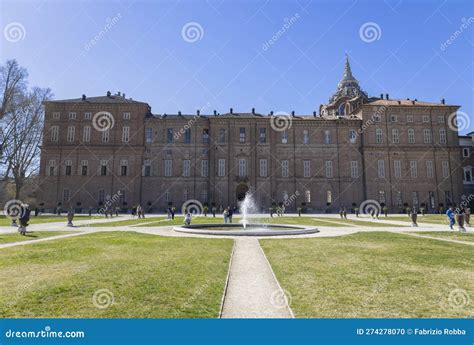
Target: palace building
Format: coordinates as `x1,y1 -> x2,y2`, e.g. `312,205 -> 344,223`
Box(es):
37,57 -> 464,213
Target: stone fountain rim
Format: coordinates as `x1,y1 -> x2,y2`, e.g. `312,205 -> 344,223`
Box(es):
173,223 -> 319,237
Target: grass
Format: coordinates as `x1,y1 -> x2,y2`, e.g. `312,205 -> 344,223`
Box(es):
0,231 -> 232,318
384,215 -> 450,225
261,232 -> 473,318
414,231 -> 474,243
0,215 -> 103,226
0,231 -> 77,244
84,217 -> 165,227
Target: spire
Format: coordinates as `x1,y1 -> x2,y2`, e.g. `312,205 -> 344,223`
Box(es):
339,53 -> 357,85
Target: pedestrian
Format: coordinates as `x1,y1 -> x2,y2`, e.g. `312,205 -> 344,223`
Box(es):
137,205 -> 143,219
184,211 -> 192,225
171,207 -> 175,220
18,204 -> 30,235
67,207 -> 75,227
115,207 -> 119,217
88,206 -> 93,217
34,207 -> 39,217
339,208 -> 343,219
446,206 -> 455,230
343,207 -> 347,219
228,206 -> 233,223
131,206 -> 137,218
223,208 -> 229,224
212,206 -> 216,218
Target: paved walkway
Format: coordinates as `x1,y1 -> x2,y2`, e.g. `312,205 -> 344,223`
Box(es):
220,238 -> 293,318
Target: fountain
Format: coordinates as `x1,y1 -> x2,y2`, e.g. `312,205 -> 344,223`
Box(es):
239,192 -> 257,230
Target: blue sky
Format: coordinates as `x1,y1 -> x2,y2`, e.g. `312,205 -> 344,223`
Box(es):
1,0 -> 473,132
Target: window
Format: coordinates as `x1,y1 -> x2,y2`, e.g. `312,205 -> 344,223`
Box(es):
349,129 -> 357,143
303,160 -> 311,178
373,114 -> 381,122
164,160 -> 172,177
429,191 -> 435,209
439,129 -> 447,144
183,189 -> 189,202
445,191 -> 452,205
164,191 -> 170,203
422,115 -> 429,123
463,148 -> 470,158
219,129 -> 226,143
377,160 -> 385,178
375,129 -> 383,143
47,160 -> 56,176
408,129 -> 415,144
84,112 -> 92,120
239,128 -> 246,143
102,129 -> 109,143
260,159 -> 267,177
98,189 -> 105,203
180,160 -> 190,177
166,128 -> 173,143
146,128 -> 153,143
281,131 -> 288,144
100,160 -> 108,176
259,128 -> 266,143
396,191 -> 403,207
324,130 -> 331,144
391,128 -> 399,144
238,159 -> 246,177
325,160 -> 333,178
123,112 -> 131,120
281,160 -> 289,177
201,190 -> 208,203
52,112 -> 60,120
410,160 -> 417,178
83,126 -> 91,142
63,188 -> 70,202
406,115 -> 413,122
202,129 -> 210,144
389,115 -> 397,122
394,160 -> 401,178
423,129 -> 432,144
119,160 -> 128,176
67,126 -> 75,142
464,167 -> 472,182
65,160 -> 72,176
51,126 -> 59,142
442,160 -> 449,178
305,190 -> 311,203
81,160 -> 88,176
303,130 -> 309,144
201,160 -> 208,177
350,161 -> 358,178
122,126 -> 130,143
68,112 -> 76,120
412,191 -> 419,208
184,129 -> 191,144
144,159 -> 151,177
379,190 -> 386,204
327,191 -> 332,204
426,160 -> 433,178
437,115 -> 445,124
218,159 -> 226,177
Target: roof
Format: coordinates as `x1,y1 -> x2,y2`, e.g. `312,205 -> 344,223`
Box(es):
44,95 -> 148,105
367,99 -> 458,107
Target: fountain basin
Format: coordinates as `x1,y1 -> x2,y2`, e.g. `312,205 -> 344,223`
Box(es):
173,223 -> 319,236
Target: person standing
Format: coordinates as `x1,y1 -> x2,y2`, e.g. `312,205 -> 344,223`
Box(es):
171,207 -> 175,220
212,206 -> 216,218
18,204 -> 30,235
446,206 -> 455,230
228,206 -> 233,223
223,208 -> 229,224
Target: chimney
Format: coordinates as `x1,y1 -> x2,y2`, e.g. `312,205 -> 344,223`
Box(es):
230,108 -> 233,114
414,99 -> 418,102
291,111 -> 295,117
411,100 -> 415,105
398,100 -> 401,105
107,91 -> 111,97
122,93 -> 126,98
252,108 -> 255,114
441,98 -> 445,104
313,111 -> 317,117
213,110 -> 217,116
270,111 -> 274,116
82,94 -> 86,101
385,94 -> 389,100
380,93 -> 383,99
117,91 -> 121,97
178,111 -> 182,116
196,110 -> 200,116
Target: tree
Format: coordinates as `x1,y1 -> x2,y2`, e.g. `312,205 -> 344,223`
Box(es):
0,59 -> 52,200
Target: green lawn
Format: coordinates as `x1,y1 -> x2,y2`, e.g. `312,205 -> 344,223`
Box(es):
261,232 -> 473,318
414,231 -> 474,243
0,215 -> 103,226
384,215 -> 450,225
0,232 -> 232,318
84,217 -> 165,227
0,231 -> 77,244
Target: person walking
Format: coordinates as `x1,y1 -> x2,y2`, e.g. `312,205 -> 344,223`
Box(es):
18,204 -> 30,235
223,208 -> 229,224
446,206 -> 455,230
137,205 -> 143,219
171,207 -> 175,220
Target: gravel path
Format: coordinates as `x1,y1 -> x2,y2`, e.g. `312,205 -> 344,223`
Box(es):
220,238 -> 293,318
